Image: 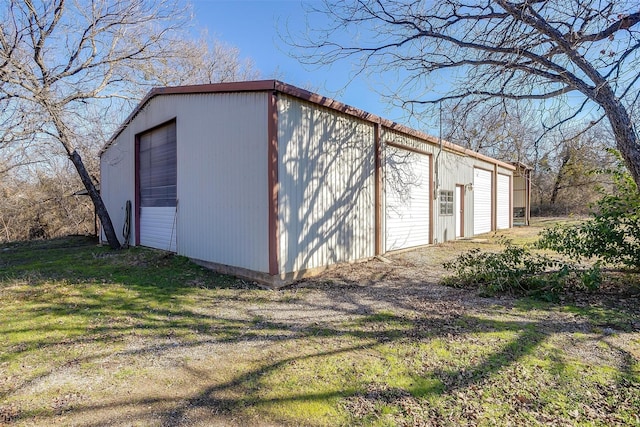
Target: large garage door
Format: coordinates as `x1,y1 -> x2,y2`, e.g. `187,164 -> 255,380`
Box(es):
497,173 -> 511,230
385,146 -> 430,251
138,121 -> 177,252
473,168 -> 492,235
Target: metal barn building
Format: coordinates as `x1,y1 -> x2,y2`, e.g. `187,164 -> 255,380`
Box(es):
100,80 -> 515,286
512,162 -> 532,226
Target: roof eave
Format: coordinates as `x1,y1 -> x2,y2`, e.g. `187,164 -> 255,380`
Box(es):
99,80 -> 281,156
100,79 -> 516,171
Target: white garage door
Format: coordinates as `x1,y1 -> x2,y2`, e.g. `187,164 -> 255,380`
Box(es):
385,146 -> 430,251
474,168 -> 492,235
138,121 -> 177,252
140,207 -> 177,252
455,185 -> 463,238
497,173 -> 511,230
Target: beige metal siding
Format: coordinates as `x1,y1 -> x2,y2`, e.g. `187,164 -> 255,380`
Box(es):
177,93 -> 269,272
381,128 -> 439,156
277,95 -> 376,273
513,174 -> 527,208
100,127 -> 136,246
435,151 -> 475,243
512,165 -> 529,225
101,92 -> 270,272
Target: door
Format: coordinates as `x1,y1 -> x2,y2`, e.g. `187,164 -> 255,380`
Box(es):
455,185 -> 464,238
137,121 -> 177,252
473,168 -> 492,235
496,173 -> 511,229
385,146 -> 430,251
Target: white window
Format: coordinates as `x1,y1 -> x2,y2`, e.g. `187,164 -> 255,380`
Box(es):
440,190 -> 454,215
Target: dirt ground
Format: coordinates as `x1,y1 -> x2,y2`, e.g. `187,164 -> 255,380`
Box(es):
296,226 -> 639,333
3,223 -> 639,426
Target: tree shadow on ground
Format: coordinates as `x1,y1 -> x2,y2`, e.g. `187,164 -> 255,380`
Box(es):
1,237 -> 639,426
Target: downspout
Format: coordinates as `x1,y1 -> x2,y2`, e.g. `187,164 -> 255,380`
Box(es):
433,102 -> 443,244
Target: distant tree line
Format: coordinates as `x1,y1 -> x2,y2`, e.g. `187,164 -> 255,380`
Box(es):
3,0 -> 639,242
0,0 -> 258,244
442,102 -> 619,216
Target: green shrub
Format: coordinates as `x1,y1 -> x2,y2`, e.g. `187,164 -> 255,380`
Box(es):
537,153 -> 640,269
441,241 -> 601,300
442,152 -> 637,299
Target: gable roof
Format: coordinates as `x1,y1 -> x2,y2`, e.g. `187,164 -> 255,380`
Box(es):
100,79 -> 515,171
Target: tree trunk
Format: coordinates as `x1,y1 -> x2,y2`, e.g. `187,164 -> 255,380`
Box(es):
44,101 -> 122,250
598,91 -> 640,190
550,150 -> 571,205
69,150 -> 121,249
611,120 -> 640,191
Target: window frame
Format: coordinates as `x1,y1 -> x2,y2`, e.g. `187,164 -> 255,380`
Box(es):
439,190 -> 454,216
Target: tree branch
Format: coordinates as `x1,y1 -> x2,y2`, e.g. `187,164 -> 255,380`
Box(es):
577,11 -> 640,43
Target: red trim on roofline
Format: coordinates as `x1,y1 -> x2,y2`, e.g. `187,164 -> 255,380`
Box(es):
100,80 -> 515,171
100,80 -> 281,155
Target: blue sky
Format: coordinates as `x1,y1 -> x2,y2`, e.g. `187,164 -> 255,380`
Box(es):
189,0 -> 605,138
191,0 -> 416,127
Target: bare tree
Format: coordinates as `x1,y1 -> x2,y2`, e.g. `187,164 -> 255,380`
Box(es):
0,162 -> 96,243
443,100 -> 537,162
147,33 -> 260,87
537,126 -> 616,211
296,0 -> 640,189
0,0 -> 188,248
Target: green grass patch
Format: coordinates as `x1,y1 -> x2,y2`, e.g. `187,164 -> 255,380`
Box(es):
1,236 -> 639,426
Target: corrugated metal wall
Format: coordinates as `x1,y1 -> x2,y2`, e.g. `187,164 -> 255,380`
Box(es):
277,95 -> 376,273
176,93 -> 269,272
100,135 -> 136,246
101,92 -> 270,272
436,151 -> 475,242
513,174 -> 527,208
